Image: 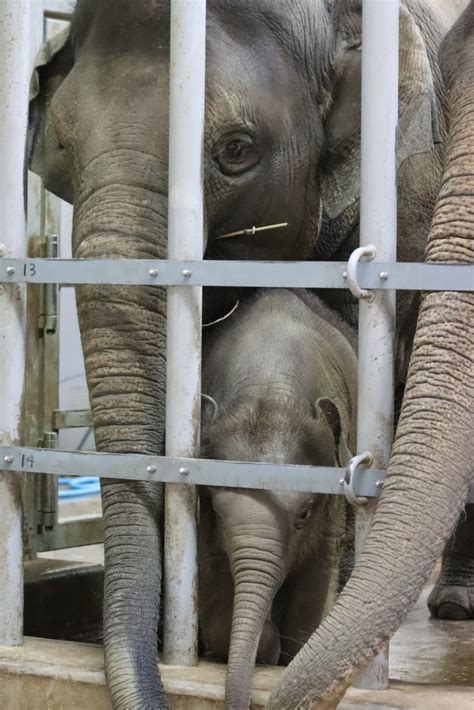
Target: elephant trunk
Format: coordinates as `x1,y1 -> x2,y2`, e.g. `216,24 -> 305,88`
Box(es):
225,525 -> 286,710
73,157 -> 168,708
268,7 -> 474,710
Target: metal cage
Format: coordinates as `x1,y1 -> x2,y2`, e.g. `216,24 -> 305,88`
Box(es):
0,0 -> 473,694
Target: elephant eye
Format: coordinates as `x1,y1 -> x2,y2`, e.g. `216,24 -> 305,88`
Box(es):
214,133 -> 261,176
295,501 -> 314,530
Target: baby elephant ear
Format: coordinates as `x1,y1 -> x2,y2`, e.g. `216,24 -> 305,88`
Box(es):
315,397 -> 352,468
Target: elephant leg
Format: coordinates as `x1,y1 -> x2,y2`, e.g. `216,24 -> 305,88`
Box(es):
199,549 -> 234,661
276,543 -> 340,666
198,491 -> 234,661
428,503 -> 474,620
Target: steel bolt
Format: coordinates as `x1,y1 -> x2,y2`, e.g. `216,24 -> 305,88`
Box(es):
148,269 -> 159,278
181,269 -> 192,279
0,243 -> 6,257
4,455 -> 13,464
6,266 -> 15,276
179,466 -> 190,476
379,272 -> 389,281
375,480 -> 384,488
342,272 -> 348,280
339,478 -> 344,486
146,464 -> 157,473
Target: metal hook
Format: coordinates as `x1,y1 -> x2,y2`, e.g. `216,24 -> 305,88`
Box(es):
346,245 -> 377,300
343,451 -> 374,506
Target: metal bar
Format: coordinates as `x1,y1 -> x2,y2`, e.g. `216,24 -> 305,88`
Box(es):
163,0 -> 206,667
0,445 -> 385,496
53,409 -> 93,429
0,257 -> 472,290
354,0 -> 400,690
2,445 -> 473,501
0,0 -> 29,646
43,0 -> 75,20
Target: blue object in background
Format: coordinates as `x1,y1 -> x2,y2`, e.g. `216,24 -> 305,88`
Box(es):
58,476 -> 100,499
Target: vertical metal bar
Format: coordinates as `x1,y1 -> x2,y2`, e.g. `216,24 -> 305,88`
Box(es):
355,0 -> 399,690
22,0 -> 45,561
0,0 -> 29,645
163,0 -> 206,665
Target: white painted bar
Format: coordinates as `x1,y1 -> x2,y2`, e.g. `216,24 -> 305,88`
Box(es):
355,0 -> 399,690
0,0 -> 29,646
163,0 -> 206,666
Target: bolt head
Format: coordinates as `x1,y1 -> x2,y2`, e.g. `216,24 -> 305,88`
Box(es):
6,266 -> 15,276
342,272 -> 348,280
181,269 -> 192,279
179,466 -> 190,476
0,243 -> 6,257
379,271 -> 389,281
146,464 -> 157,473
148,269 -> 159,278
4,455 -> 13,464
339,478 -> 345,486
375,480 -> 384,488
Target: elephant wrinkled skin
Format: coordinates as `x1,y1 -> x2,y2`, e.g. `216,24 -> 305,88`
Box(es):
28,0 -> 473,707
199,289 -> 357,709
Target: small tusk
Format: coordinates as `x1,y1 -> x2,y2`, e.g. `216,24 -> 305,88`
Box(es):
215,222 -> 288,240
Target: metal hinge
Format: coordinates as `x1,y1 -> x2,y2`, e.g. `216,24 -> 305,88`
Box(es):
38,430 -> 58,530
38,234 -> 59,334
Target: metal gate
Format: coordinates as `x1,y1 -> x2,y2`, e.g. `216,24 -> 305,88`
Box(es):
0,0 -> 473,692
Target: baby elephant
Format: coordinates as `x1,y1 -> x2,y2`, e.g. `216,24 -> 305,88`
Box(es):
198,288 -> 357,710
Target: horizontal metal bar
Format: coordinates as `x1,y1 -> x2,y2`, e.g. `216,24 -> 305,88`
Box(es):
0,259 -> 472,291
1,445 -> 384,497
35,515 -> 103,551
2,445 -> 472,501
43,0 -> 74,20
53,409 -> 92,429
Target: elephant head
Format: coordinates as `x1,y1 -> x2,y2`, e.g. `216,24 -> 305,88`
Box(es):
198,288 -> 357,709
268,3 -> 474,707
28,1 -> 458,706
201,397 -> 351,710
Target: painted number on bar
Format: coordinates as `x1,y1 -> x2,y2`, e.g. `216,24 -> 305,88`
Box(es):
23,263 -> 37,277
21,453 -> 35,468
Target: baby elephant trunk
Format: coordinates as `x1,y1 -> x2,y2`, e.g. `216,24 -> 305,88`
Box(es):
216,491 -> 287,710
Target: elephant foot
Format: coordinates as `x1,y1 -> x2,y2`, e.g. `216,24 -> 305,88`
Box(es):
256,619 -> 281,665
429,505 -> 474,620
428,581 -> 474,620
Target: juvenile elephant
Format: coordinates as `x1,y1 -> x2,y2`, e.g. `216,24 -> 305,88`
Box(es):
28,0 -> 472,707
198,288 -> 357,709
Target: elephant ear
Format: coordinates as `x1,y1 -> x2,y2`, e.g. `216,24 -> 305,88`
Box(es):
29,27 -> 74,203
315,397 -> 352,468
320,1 -> 440,221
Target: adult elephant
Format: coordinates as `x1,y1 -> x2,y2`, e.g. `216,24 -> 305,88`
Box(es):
269,2 -> 474,708
28,0 -> 470,707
